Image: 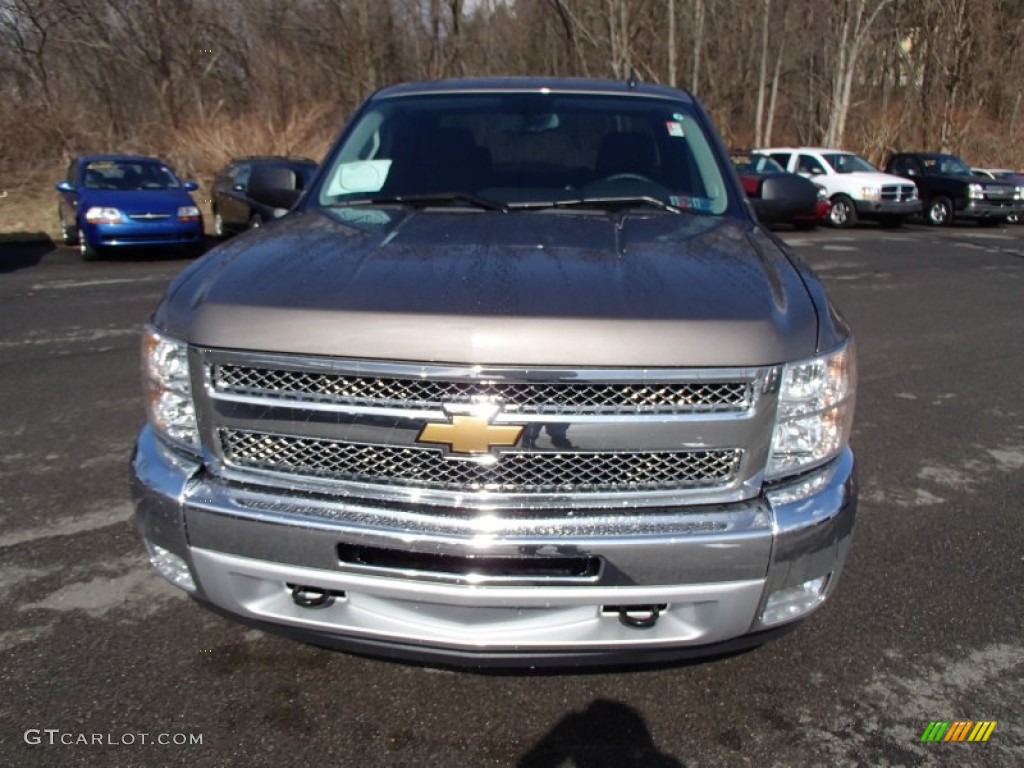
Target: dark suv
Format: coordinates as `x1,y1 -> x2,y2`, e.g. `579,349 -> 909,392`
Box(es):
884,152 -> 1023,226
211,156 -> 317,237
133,78 -> 857,667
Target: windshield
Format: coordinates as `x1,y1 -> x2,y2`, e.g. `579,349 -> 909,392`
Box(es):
82,160 -> 182,190
921,154 -> 972,176
317,92 -> 731,214
821,153 -> 877,174
731,152 -> 786,174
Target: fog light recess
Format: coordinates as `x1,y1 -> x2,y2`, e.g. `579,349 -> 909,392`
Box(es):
759,575 -> 830,627
145,541 -> 196,592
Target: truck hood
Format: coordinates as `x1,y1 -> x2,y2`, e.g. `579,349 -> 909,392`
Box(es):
833,170 -> 911,187
157,207 -> 818,367
78,187 -> 196,212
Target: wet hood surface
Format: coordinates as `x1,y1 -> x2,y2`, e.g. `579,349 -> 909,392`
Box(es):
158,207 -> 819,367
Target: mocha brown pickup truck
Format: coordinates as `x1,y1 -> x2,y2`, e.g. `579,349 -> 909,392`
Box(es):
132,77 -> 857,667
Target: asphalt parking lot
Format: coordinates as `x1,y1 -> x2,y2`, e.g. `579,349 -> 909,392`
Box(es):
0,222 -> 1022,767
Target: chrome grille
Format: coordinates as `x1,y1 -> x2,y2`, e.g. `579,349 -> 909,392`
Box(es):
984,185 -> 1013,200
213,365 -> 753,414
219,429 -> 742,494
881,185 -> 916,202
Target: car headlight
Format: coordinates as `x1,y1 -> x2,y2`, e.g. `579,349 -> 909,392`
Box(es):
766,341 -> 856,480
860,187 -> 880,201
1014,185 -> 1023,201
142,326 -> 198,451
177,205 -> 202,221
815,184 -> 827,201
85,207 -> 123,224
967,183 -> 984,200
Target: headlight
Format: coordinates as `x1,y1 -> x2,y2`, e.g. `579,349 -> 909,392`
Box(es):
1014,185 -> 1022,201
967,183 -> 984,200
815,184 -> 827,201
85,207 -> 123,224
142,326 -> 198,451
860,187 -> 880,201
766,341 -> 856,480
177,205 -> 202,221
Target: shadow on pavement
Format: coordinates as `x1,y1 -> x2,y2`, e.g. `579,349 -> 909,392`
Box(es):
0,233 -> 57,273
518,699 -> 684,768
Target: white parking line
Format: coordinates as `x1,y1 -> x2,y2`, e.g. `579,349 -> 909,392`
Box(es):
30,276 -> 166,290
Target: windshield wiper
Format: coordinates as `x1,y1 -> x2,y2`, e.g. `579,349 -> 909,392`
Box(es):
508,196 -> 683,214
330,192 -> 508,212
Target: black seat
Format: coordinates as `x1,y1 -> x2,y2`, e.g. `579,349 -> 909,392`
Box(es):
386,126 -> 488,195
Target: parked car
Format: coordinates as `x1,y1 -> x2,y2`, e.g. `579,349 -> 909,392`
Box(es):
133,76 -> 858,668
971,168 -> 1024,224
760,147 -> 919,228
883,153 -> 1023,227
730,150 -> 829,229
211,156 -> 318,237
55,155 -> 203,260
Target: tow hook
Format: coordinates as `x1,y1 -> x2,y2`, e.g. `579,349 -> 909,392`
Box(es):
288,583 -> 337,608
616,604 -> 664,629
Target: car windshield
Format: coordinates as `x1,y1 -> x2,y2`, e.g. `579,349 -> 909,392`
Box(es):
731,153 -> 786,174
317,92 -> 731,215
82,160 -> 181,190
920,155 -> 972,176
821,153 -> 877,174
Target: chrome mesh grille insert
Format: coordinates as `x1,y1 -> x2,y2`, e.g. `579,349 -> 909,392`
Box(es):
219,429 -> 742,494
213,365 -> 753,414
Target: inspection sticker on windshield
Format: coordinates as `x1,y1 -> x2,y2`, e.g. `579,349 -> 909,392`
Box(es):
666,121 -> 685,137
670,195 -> 713,211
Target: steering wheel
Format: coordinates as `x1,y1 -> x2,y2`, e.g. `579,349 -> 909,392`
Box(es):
601,173 -> 654,183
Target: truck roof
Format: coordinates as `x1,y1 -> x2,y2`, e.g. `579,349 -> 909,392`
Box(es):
372,76 -> 695,103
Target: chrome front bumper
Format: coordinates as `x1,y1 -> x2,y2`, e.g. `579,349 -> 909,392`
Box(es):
131,426 -> 856,666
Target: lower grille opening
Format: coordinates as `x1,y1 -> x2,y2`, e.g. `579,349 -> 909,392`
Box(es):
337,543 -> 601,580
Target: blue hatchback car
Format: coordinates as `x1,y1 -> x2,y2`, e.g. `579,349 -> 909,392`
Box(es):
56,155 -> 204,260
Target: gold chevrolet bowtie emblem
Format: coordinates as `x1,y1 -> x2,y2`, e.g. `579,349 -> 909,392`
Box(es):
418,414 -> 523,455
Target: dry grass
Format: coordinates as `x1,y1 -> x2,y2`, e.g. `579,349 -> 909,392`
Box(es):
0,104 -> 340,239
0,176 -> 61,240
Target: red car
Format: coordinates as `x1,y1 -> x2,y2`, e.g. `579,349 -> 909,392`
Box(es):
731,151 -> 830,229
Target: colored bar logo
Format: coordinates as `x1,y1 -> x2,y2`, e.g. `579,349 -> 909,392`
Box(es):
920,721 -> 997,742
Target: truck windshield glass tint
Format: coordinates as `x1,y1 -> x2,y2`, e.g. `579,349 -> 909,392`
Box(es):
319,93 -> 729,214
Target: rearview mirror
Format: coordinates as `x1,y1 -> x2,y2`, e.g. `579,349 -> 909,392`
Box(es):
249,166 -> 302,210
752,175 -> 819,224
55,181 -> 74,193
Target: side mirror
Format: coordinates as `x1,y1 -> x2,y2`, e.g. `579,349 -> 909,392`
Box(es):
249,166 -> 302,209
183,180 -> 199,191
752,175 -> 819,224
56,181 -> 75,193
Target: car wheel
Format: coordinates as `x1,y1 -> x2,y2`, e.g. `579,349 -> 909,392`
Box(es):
926,196 -> 952,226
828,195 -> 857,228
1007,212 -> 1020,224
878,215 -> 903,229
78,228 -> 100,261
213,209 -> 225,238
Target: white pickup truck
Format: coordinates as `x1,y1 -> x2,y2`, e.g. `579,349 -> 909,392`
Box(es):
761,147 -> 919,228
